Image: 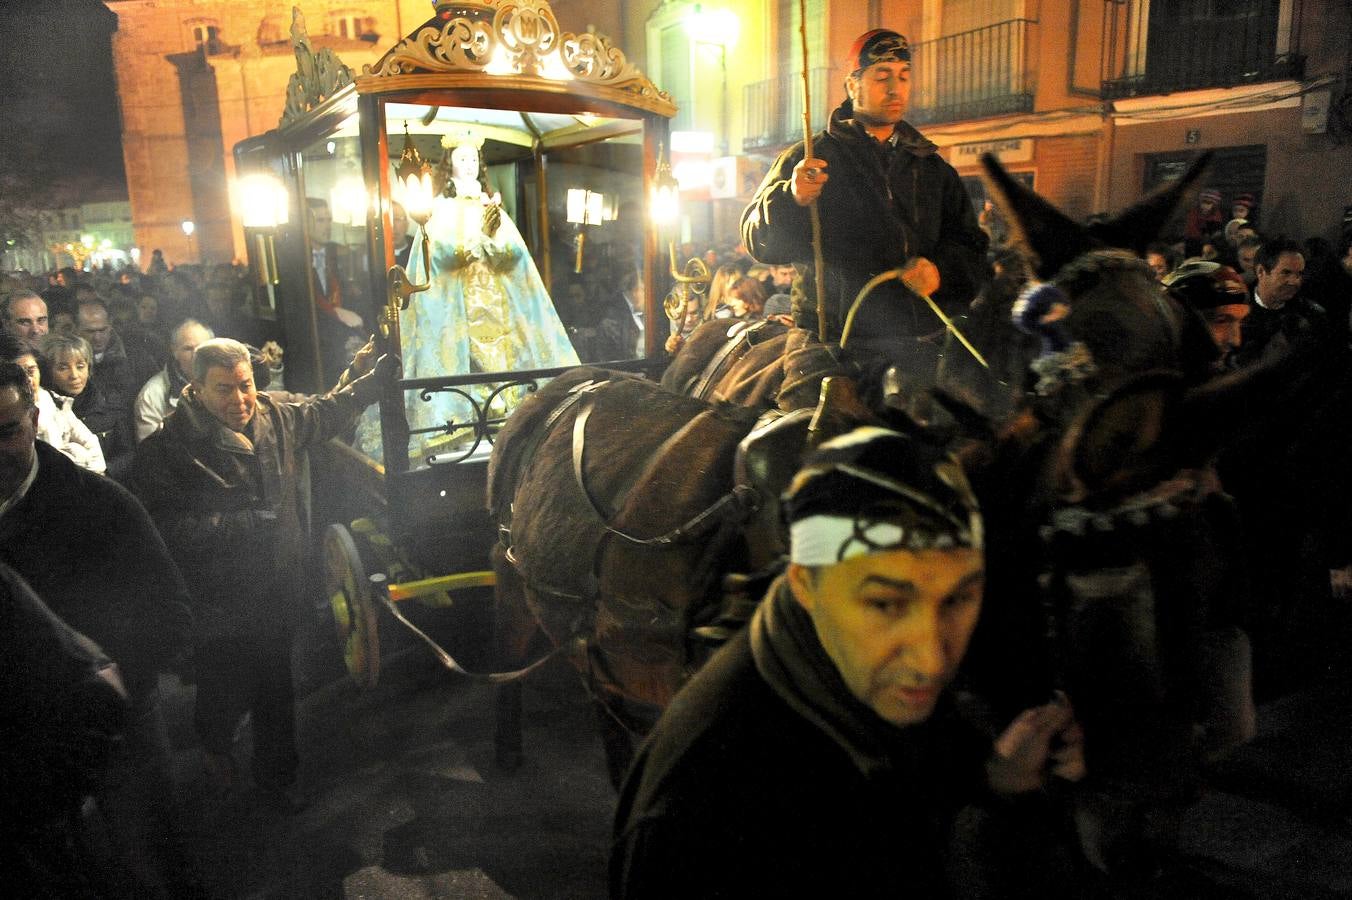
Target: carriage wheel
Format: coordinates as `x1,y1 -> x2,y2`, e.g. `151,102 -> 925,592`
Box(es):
323,523 -> 381,690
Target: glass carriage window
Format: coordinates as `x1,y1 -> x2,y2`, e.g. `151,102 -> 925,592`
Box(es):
371,102 -> 648,468
297,115 -> 374,391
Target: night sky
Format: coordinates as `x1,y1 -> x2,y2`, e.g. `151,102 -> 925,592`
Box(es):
0,0 -> 126,200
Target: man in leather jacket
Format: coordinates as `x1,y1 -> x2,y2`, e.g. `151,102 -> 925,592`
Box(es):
741,29 -> 987,368
131,337 -> 395,812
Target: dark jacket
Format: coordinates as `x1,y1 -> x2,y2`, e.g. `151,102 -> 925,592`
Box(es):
742,101 -> 988,340
611,584 -> 1073,899
66,377 -> 132,462
0,563 -> 127,825
0,564 -> 128,897
131,388 -> 362,641
93,328 -> 158,410
0,441 -> 192,697
1236,292 -> 1327,368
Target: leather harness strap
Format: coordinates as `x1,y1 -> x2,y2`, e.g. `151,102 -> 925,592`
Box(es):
570,390 -> 759,547
690,321 -> 772,400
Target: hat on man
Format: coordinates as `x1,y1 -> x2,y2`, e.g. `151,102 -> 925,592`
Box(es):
764,293 -> 792,317
783,426 -> 981,566
1232,193 -> 1255,210
1162,260 -> 1247,310
848,29 -> 911,75
1198,189 -> 1222,205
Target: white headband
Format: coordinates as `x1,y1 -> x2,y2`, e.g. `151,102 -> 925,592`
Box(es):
789,514 -> 964,566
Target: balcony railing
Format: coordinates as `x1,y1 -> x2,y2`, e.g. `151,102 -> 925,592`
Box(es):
1101,0 -> 1303,99
742,68 -> 831,153
909,19 -> 1036,126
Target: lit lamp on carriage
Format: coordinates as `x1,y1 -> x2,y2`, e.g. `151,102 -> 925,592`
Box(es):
383,131 -> 436,345
235,172 -> 290,285
651,142 -> 710,321
566,187 -> 605,274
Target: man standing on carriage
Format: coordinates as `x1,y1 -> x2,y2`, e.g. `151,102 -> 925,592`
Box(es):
611,427 -> 1086,898
740,29 -> 988,370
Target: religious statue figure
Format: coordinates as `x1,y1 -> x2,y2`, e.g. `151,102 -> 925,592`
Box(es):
357,130 -> 578,464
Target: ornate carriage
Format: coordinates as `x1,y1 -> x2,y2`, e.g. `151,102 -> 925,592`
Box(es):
230,0 -> 678,686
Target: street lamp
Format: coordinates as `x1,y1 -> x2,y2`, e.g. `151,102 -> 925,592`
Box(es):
181,219 -> 195,261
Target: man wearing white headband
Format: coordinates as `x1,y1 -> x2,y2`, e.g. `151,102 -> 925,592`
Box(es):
612,427 -> 1085,898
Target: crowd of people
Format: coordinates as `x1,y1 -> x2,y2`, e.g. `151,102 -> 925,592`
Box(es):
1,255 -> 393,896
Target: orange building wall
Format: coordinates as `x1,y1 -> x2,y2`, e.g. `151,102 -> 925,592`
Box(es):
107,0 -> 431,266
1032,134 -> 1101,221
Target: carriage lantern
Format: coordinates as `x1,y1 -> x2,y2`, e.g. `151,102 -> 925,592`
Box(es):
652,141 -> 710,320
385,131 -> 437,332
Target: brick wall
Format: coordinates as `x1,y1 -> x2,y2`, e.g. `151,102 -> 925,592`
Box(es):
1033,135 -> 1100,222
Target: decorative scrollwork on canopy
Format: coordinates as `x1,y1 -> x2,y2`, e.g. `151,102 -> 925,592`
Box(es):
363,14 -> 496,77
281,7 -> 354,125
493,0 -> 561,77
361,0 -> 674,112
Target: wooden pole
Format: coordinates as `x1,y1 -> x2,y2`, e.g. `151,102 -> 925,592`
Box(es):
798,0 -> 829,340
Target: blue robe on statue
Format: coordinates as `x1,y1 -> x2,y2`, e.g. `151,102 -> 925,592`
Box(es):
357,191 -> 579,465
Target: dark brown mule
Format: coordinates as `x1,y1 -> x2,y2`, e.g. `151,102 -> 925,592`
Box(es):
961,152 -> 1315,879
661,318 -> 850,412
487,366 -> 854,782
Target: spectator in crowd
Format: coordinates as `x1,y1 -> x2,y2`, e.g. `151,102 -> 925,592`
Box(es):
0,562 -> 129,898
145,249 -> 169,277
663,290 -> 706,355
131,338 -> 394,813
3,288 -> 49,352
0,332 -> 105,473
76,297 -> 159,411
1163,261 -> 1250,372
42,332 -> 133,468
742,28 -> 988,358
1231,192 -> 1257,227
51,306 -> 77,336
133,319 -> 213,442
307,198 -> 366,382
1236,237 -> 1319,367
764,292 -> 793,324
1144,242 -> 1178,281
0,361 -> 196,897
596,269 -> 645,359
1299,236 -> 1352,345
706,264 -> 740,319
1185,189 -> 1225,243
612,427 -> 1083,898
725,275 -> 768,321
1236,235 -> 1263,285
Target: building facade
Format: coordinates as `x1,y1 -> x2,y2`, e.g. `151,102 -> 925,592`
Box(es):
103,0 -> 637,268
651,0 -> 1349,248
103,0 -> 1351,266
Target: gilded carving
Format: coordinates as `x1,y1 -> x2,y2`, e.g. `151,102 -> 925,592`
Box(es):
281,7 -> 355,125
361,0 -> 673,112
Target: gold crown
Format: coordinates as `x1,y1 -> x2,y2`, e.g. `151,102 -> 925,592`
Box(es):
440,126 -> 485,150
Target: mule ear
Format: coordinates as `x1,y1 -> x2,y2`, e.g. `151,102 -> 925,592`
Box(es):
1088,151 -> 1213,255
980,153 -> 1093,282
